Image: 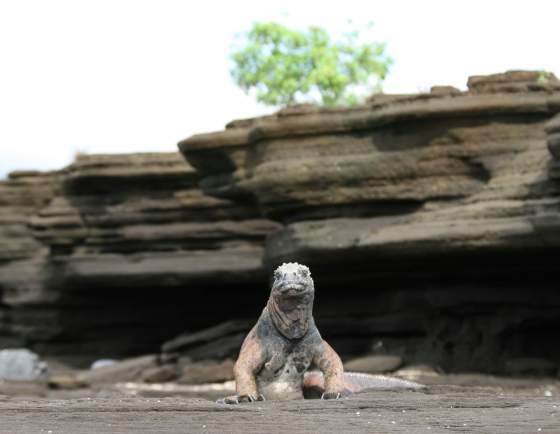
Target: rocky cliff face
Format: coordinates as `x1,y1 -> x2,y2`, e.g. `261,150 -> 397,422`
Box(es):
2,71 -> 560,373
0,153 -> 278,362
179,71 -> 560,373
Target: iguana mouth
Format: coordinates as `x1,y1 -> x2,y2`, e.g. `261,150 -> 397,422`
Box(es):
277,282 -> 307,295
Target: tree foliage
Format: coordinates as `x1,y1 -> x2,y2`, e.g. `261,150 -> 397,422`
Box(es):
230,22 -> 392,106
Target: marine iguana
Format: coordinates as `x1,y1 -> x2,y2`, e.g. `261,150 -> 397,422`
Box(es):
218,262 -> 421,404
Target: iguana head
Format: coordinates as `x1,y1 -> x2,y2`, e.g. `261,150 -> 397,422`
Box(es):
267,262 -> 315,339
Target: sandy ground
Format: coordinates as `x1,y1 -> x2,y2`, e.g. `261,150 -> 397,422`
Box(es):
1,384 -> 559,434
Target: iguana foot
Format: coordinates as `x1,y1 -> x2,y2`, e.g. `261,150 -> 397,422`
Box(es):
216,394 -> 265,405
321,390 -> 352,400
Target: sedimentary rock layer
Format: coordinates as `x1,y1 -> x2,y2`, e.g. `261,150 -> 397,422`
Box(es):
3,71 -> 560,373
0,153 -> 278,360
179,71 -> 560,372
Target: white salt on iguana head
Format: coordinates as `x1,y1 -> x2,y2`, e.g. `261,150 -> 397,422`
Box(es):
272,262 -> 314,293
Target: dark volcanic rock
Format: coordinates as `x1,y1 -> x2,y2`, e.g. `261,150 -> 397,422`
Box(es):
179,71 -> 560,373
344,355 -> 403,373
178,358 -> 234,384
546,113 -> 560,180
76,354 -> 158,385
180,75 -> 560,225
141,364 -> 179,383
48,374 -> 87,390
467,70 -> 560,93
3,71 -> 560,375
505,358 -> 558,377
0,153 -> 279,361
161,320 -> 252,354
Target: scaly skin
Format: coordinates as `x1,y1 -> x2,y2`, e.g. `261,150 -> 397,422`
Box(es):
218,262 -> 351,404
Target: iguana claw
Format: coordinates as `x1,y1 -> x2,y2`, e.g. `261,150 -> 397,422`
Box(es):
248,394 -> 266,402
321,390 -> 351,400
216,394 -> 266,405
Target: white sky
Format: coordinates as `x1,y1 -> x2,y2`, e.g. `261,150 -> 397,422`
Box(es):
1,0 -> 558,178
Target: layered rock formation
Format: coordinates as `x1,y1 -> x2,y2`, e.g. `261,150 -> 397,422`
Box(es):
3,71 -> 560,374
0,153 -> 278,362
547,111 -> 560,178
179,71 -> 560,372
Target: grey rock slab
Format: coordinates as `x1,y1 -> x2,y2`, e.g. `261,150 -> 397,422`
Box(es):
77,355 -> 157,385
161,320 -> 252,354
178,359 -> 234,385
344,355 -> 403,373
141,364 -> 179,383
0,349 -> 47,381
505,358 -> 558,377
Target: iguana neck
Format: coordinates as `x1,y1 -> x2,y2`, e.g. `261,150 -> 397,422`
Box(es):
266,293 -> 314,339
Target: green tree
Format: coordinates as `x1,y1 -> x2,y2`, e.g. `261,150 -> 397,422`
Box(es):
230,22 -> 392,106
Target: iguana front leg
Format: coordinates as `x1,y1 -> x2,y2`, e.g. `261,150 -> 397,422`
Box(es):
217,328 -> 266,404
313,340 -> 351,400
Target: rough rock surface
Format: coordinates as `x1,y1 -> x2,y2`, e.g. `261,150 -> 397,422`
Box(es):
178,359 -> 234,384
547,112 -> 560,179
76,354 -> 158,385
3,71 -> 560,375
0,387 -> 558,434
0,153 -> 279,361
179,71 -> 560,372
344,355 -> 403,373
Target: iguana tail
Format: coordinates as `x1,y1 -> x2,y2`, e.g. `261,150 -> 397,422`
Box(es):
342,372 -> 424,391
303,371 -> 423,398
